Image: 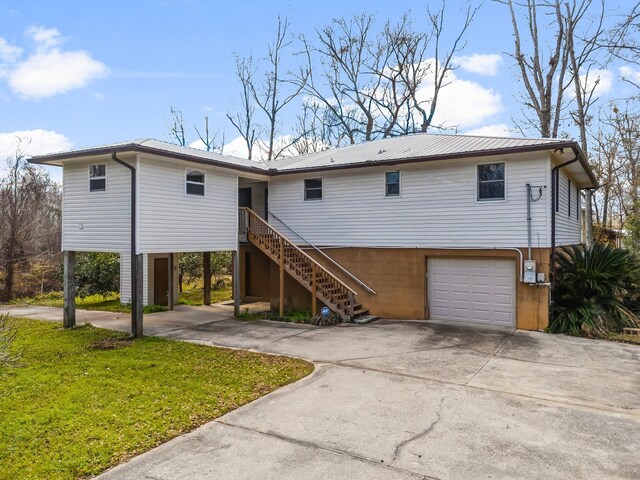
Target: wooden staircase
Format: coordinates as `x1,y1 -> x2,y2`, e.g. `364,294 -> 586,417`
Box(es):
240,207 -> 372,322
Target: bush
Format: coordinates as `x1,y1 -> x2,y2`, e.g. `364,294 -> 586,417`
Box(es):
74,253 -> 120,298
550,244 -> 640,336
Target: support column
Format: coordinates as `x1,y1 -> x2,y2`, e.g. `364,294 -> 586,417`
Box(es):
203,251 -> 211,306
311,263 -> 317,317
132,254 -> 144,338
63,251 -> 76,328
232,251 -> 240,316
167,253 -> 174,311
279,238 -> 284,319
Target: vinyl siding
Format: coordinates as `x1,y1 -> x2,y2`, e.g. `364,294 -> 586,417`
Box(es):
62,158 -> 132,252
268,153 -> 551,248
137,156 -> 238,253
120,253 -> 179,305
555,169 -> 582,245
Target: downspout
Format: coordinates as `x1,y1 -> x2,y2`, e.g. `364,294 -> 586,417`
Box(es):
111,153 -> 142,338
549,150 -> 579,323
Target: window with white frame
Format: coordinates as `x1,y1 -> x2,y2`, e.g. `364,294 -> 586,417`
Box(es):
385,171 -> 400,197
304,178 -> 322,201
477,162 -> 505,201
186,170 -> 205,196
89,164 -> 106,192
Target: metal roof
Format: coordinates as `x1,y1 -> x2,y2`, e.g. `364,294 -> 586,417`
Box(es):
29,133 -> 596,186
29,138 -> 270,174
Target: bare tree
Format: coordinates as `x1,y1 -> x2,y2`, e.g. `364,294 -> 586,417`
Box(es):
601,2 -> 640,69
414,2 -> 478,133
565,0 -> 606,246
194,116 -> 225,154
0,139 -> 60,301
168,106 -> 187,146
501,0 -> 570,138
295,3 -> 477,145
249,16 -> 308,160
226,55 -> 258,160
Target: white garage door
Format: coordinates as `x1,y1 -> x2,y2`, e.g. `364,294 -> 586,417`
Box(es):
428,257 -> 516,327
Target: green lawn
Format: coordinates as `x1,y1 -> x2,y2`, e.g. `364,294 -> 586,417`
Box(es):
0,318 -> 313,480
9,286 -> 233,313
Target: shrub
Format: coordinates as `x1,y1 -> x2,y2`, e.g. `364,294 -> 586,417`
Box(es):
550,244 -> 640,336
74,253 -> 120,298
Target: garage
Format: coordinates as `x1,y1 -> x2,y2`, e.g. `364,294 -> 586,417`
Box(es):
427,257 -> 516,327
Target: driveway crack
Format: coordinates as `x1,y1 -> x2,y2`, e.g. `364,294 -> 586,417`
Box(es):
392,397 -> 445,463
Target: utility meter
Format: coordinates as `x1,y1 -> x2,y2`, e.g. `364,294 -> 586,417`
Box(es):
524,260 -> 537,284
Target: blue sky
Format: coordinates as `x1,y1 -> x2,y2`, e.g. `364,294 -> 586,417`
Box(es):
0,0 -> 637,180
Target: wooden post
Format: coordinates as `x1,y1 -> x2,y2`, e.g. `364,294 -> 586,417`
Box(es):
348,291 -> 355,322
279,237 -> 284,319
133,254 -> 144,338
311,263 -> 317,317
232,250 -> 240,316
167,253 -> 174,311
203,251 -> 211,306
63,251 -> 76,328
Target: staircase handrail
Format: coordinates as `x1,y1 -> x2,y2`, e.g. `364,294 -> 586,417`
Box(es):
267,210 -> 376,295
241,207 -> 357,296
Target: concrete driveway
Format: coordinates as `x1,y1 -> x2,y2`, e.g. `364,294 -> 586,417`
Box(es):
2,304 -> 639,479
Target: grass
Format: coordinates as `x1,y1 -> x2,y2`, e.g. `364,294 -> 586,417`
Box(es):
0,318 -> 313,480
8,285 -> 233,313
177,285 -> 232,306
236,308 -> 313,324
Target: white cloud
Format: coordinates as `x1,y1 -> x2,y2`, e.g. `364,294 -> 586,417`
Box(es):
10,49 -> 108,99
26,26 -> 63,51
455,53 -> 502,76
620,65 -> 640,84
579,68 -> 614,98
0,26 -> 108,99
464,124 -> 513,137
426,77 -> 503,129
0,37 -> 22,63
0,129 -> 72,159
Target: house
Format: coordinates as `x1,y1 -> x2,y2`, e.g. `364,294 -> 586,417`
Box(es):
30,133 -> 596,334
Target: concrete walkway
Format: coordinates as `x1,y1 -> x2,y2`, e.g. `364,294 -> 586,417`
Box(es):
2,304 -> 639,479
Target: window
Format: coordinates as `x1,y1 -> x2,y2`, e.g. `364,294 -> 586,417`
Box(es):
385,171 -> 400,197
568,179 -> 571,217
304,178 -> 322,201
89,164 -> 106,192
477,162 -> 505,201
186,170 -> 205,196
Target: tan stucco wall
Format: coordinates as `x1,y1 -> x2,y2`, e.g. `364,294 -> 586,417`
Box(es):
242,245 -> 551,331
239,245 -> 271,301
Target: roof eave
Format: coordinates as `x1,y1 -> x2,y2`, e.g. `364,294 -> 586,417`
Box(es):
29,144 -> 269,175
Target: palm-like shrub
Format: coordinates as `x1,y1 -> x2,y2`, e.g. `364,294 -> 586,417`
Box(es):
550,244 -> 640,336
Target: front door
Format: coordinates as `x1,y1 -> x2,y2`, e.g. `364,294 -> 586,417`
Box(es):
154,257 -> 169,306
239,187 -> 252,209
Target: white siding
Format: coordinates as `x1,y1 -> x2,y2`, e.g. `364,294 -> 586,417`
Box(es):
119,253 -> 179,306
555,169 -> 582,245
137,156 -> 238,253
268,153 -> 551,248
62,158 -> 132,252
120,253 -> 145,305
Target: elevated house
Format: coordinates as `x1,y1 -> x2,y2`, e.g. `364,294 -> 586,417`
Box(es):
31,133 -> 596,335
